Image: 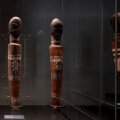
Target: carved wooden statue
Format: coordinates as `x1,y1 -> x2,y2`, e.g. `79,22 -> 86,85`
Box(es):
8,17 -> 22,108
111,13 -> 120,78
49,18 -> 63,108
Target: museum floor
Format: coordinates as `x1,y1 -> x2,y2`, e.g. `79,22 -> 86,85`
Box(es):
0,105 -> 96,120
0,105 -> 117,120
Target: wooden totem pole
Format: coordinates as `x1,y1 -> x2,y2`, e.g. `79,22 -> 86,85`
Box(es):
8,17 -> 22,108
49,18 -> 63,108
111,13 -> 120,78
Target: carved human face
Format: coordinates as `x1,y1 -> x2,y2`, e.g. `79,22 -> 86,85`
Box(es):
51,18 -> 63,41
111,13 -> 120,33
51,23 -> 63,41
9,17 -> 22,39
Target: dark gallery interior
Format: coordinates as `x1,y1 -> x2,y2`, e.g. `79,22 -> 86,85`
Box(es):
0,0 -> 120,120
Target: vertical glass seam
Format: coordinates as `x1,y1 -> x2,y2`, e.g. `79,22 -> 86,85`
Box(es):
115,0 -> 118,120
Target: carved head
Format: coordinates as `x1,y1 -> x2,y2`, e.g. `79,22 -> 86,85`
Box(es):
111,13 -> 120,33
51,18 -> 63,41
8,16 -> 22,39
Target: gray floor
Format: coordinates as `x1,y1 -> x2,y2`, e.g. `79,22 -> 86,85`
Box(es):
0,105 -> 94,120
1,106 -> 67,120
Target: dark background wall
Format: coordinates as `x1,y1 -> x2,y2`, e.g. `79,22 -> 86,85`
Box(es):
0,0 -> 118,119
62,0 -> 115,104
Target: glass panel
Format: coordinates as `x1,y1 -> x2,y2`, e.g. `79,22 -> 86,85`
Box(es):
0,0 -> 118,120
101,1 -> 116,119
117,0 -> 120,120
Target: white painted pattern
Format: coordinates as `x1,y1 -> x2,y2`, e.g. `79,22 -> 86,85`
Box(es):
11,60 -> 20,75
8,54 -> 21,60
50,56 -> 63,62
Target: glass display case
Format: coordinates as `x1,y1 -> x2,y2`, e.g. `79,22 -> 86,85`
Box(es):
0,0 -> 119,120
